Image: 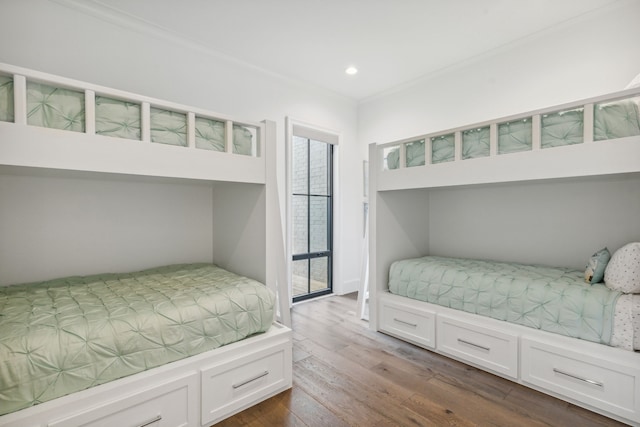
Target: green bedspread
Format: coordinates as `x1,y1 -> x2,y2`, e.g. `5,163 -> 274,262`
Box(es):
389,256 -> 621,345
0,263 -> 275,415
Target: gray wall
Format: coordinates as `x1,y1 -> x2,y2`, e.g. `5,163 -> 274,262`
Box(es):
0,168 -> 215,285
377,174 -> 640,271
428,176 -> 640,268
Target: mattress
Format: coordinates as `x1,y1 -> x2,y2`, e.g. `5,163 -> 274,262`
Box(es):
0,74 -> 14,123
388,256 -> 638,350
0,263 -> 275,416
18,80 -> 255,155
383,96 -> 640,168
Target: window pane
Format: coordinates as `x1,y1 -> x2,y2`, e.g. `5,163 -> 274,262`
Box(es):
292,195 -> 308,255
292,136 -> 308,194
292,259 -> 309,297
309,139 -> 329,195
310,257 -> 329,292
309,196 -> 328,253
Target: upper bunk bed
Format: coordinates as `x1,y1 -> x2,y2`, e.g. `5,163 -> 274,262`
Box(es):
371,86 -> 640,191
0,62 -> 287,319
0,62 -> 267,184
366,86 -> 640,425
0,63 -> 291,426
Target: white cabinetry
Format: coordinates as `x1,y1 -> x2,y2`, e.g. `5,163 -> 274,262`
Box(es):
48,373 -> 196,427
521,337 -> 639,424
379,295 -> 435,349
437,315 -> 518,379
201,338 -> 291,426
376,292 -> 640,425
0,323 -> 292,427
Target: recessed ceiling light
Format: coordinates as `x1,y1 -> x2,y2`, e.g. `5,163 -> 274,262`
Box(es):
345,66 -> 358,75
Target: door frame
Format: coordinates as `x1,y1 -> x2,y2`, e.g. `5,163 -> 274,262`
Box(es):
285,117 -> 341,305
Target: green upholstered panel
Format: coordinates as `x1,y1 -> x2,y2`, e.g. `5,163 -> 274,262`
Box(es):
27,81 -> 85,132
462,126 -> 490,160
195,116 -> 225,152
0,74 -> 13,123
498,118 -> 532,154
431,133 -> 455,164
541,108 -> 584,148
95,96 -> 141,140
150,107 -> 187,146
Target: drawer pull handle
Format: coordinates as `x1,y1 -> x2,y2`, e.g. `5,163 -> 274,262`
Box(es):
393,318 -> 417,327
457,338 -> 490,352
232,370 -> 269,389
138,415 -> 162,427
553,368 -> 603,388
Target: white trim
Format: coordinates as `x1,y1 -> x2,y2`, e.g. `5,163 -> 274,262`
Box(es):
291,122 -> 340,146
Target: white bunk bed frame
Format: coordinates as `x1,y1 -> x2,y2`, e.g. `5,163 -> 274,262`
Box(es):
368,87 -> 640,426
0,63 -> 291,427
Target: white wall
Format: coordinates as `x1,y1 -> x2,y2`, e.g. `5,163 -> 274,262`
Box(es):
0,0 -> 362,293
0,169 -> 214,285
359,0 -> 640,145
428,174 -> 640,269
361,0 -> 640,268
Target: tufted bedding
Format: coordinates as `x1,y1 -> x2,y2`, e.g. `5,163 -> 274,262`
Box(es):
0,263 -> 275,416
383,96 -> 640,169
389,256 -> 639,350
0,78 -> 255,155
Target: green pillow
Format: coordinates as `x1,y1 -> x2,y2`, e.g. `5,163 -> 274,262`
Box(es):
584,247 -> 611,284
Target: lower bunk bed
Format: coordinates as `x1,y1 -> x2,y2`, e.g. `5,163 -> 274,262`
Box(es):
0,263 -> 293,427
376,244 -> 640,425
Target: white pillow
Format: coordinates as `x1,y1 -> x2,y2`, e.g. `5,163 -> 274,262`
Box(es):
604,242 -> 640,293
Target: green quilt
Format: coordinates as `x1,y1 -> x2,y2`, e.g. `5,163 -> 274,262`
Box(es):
389,256 -> 620,345
0,264 -> 275,415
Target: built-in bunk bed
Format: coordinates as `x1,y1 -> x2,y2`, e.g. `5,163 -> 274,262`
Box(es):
0,63 -> 291,427
368,86 -> 640,425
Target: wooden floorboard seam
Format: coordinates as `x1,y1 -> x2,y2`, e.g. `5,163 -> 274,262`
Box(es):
220,294 -> 626,427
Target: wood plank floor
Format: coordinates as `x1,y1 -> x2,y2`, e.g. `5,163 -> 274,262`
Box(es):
217,293 -> 627,427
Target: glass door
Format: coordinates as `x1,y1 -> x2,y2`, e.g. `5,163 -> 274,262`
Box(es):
292,136 -> 333,302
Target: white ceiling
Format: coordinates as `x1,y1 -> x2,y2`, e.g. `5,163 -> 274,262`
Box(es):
88,0 -> 620,100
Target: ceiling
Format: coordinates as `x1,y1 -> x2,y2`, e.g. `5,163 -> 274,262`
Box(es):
86,0 -> 620,101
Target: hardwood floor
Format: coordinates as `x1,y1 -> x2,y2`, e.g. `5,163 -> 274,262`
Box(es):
217,293 -> 626,427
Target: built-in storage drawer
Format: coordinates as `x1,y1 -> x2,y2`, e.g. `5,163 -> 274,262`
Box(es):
437,315 -> 518,379
379,296 -> 436,349
521,337 -> 639,423
48,373 -> 197,427
200,339 -> 291,426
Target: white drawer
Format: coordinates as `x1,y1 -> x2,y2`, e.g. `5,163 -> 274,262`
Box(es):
379,298 -> 436,349
437,315 -> 518,379
521,338 -> 639,422
48,373 -> 197,427
200,340 -> 291,426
